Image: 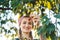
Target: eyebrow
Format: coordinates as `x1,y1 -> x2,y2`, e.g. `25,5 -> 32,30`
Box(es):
34,18 -> 38,19
28,18 -> 31,21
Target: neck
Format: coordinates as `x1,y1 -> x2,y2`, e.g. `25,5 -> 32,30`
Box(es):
22,32 -> 30,38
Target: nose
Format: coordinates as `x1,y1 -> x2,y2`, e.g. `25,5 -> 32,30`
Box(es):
26,24 -> 29,27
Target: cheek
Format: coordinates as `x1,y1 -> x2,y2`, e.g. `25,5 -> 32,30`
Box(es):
28,25 -> 32,29
21,24 -> 32,30
20,24 -> 25,29
21,25 -> 25,29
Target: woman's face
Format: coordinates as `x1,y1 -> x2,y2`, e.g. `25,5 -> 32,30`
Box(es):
20,17 -> 32,33
33,15 -> 40,25
30,13 -> 40,26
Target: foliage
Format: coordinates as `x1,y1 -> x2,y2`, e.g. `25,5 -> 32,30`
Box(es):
54,14 -> 60,19
0,0 -> 60,40
37,15 -> 57,40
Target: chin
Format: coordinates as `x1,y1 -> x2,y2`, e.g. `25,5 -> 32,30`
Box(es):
24,31 -> 31,32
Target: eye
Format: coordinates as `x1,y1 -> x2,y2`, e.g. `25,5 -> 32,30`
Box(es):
23,21 -> 26,24
28,22 -> 32,25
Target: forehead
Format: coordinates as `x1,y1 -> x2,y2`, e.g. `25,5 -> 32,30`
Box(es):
22,17 -> 32,22
33,16 -> 40,19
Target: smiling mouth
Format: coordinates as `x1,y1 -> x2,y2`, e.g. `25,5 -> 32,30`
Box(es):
35,21 -> 37,22
25,28 -> 30,30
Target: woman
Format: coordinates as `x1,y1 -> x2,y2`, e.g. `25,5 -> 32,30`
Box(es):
30,12 -> 43,40
17,16 -> 33,40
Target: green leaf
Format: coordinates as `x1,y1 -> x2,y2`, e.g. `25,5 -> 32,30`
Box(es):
0,0 -> 4,2
58,22 -> 60,25
4,29 -> 7,33
21,0 -> 28,3
3,1 -> 9,7
0,0 -> 9,7
8,30 -> 11,33
37,26 -> 47,35
54,14 -> 60,19
1,20 -> 6,24
50,31 -> 57,40
41,15 -> 50,25
46,23 -> 55,34
37,26 -> 43,35
11,0 -> 20,8
45,19 -> 50,25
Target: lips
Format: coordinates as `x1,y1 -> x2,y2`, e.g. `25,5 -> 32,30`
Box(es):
23,26 -> 31,30
25,27 -> 31,30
